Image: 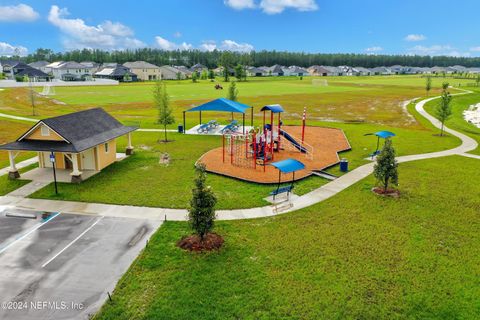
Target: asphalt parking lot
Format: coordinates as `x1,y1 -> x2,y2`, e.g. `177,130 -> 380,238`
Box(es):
0,206 -> 162,320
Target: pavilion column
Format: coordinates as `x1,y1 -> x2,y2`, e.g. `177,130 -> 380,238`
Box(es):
70,154 -> 82,183
7,151 -> 20,180
126,132 -> 134,155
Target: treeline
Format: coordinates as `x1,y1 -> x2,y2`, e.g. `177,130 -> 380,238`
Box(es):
9,48 -> 480,68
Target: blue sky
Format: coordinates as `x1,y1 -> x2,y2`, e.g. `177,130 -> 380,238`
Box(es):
1,0 -> 480,57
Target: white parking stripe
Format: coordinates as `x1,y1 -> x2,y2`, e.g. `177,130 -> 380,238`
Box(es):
41,216 -> 104,268
0,212 -> 61,255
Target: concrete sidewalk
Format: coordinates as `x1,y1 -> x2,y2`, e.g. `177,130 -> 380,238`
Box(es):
0,91 -> 478,221
0,157 -> 38,177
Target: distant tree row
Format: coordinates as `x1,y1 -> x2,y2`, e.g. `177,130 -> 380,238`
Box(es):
6,47 -> 480,68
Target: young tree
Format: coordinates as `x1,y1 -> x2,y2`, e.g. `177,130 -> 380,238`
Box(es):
425,76 -> 432,96
200,69 -> 208,80
219,51 -> 233,82
188,163 -> 217,240
435,90 -> 452,136
208,69 -> 215,81
476,74 -> 480,87
191,71 -> 198,83
153,81 -> 175,142
442,82 -> 449,91
227,80 -> 238,101
373,139 -> 398,193
234,64 -> 244,81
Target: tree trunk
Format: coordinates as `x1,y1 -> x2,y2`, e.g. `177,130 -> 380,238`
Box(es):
440,122 -> 444,136
164,125 -> 168,142
384,177 -> 389,193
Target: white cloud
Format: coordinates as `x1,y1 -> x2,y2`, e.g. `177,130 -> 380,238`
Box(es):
220,40 -> 254,52
405,34 -> 426,42
0,41 -> 28,56
0,4 -> 39,22
200,40 -> 217,52
224,0 -> 318,14
365,46 -> 383,52
47,5 -> 145,50
173,31 -> 182,38
470,47 -> 480,52
259,0 -> 318,14
155,36 -> 193,50
407,45 -> 470,57
224,0 -> 256,10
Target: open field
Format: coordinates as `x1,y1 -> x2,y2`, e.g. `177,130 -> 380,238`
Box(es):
94,155 -> 480,320
0,75 -> 472,129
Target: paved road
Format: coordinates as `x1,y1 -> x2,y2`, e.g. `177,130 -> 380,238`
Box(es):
0,208 -> 161,320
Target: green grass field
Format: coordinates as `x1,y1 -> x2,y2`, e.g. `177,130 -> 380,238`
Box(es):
94,156 -> 480,320
424,88 -> 480,155
0,75 -> 470,129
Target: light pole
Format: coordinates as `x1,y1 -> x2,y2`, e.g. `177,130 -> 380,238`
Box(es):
50,151 -> 58,195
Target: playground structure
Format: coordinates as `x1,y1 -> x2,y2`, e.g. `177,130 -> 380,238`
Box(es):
198,101 -> 351,184
183,98 -> 253,135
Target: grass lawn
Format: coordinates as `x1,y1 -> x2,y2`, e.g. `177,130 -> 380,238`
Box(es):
0,119 -> 35,168
29,108 -> 461,209
424,87 -> 480,155
0,75 -> 466,129
0,163 -> 36,195
94,155 -> 480,320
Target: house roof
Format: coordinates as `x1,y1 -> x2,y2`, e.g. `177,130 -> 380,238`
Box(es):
95,65 -> 136,77
123,61 -> 160,69
186,98 -> 251,114
14,65 -> 50,78
0,108 -> 137,153
28,61 -> 50,68
47,61 -> 91,69
269,65 -> 284,73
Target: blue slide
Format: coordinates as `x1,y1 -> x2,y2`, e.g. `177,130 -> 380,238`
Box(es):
280,130 -> 308,153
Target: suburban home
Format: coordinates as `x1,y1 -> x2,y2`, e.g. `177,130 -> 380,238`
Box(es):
267,64 -> 285,76
0,61 -> 50,81
123,61 -> 161,81
174,65 -> 193,77
214,66 -> 235,76
307,65 -> 332,76
354,67 -> 372,76
94,64 -> 138,82
28,61 -> 51,74
190,63 -> 208,74
0,108 -> 137,183
283,66 -> 309,76
370,66 -> 393,75
159,65 -> 188,80
80,61 -> 101,73
46,61 -> 95,81
246,67 -> 266,77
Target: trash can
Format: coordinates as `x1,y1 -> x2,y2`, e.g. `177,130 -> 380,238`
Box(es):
177,124 -> 184,133
340,158 -> 349,172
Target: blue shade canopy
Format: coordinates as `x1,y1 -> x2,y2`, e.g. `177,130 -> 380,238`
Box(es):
270,158 -> 305,173
375,131 -> 396,139
260,104 -> 284,113
186,98 -> 251,114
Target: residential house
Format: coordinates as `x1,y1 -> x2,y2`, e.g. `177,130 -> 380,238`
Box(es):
267,65 -> 284,76
307,65 -> 333,76
214,66 -> 235,76
80,61 -> 101,73
190,63 -> 208,74
28,61 -> 51,74
47,61 -> 95,81
283,66 -> 309,76
175,66 -> 193,77
370,67 -> 393,75
354,67 -> 372,76
159,65 -> 188,80
246,67 -> 266,77
94,64 -> 138,82
0,108 -> 137,183
123,61 -> 161,81
338,66 -> 356,76
1,60 -> 50,81
323,66 -> 344,76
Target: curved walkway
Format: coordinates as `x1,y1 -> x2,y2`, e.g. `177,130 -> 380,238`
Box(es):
0,90 -> 478,221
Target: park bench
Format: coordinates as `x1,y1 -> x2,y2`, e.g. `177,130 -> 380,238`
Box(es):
197,123 -> 210,133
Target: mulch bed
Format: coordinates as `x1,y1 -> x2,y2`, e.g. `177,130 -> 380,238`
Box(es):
372,187 -> 400,197
177,233 -> 224,252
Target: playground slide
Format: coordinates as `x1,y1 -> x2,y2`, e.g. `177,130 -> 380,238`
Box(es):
280,130 -> 308,153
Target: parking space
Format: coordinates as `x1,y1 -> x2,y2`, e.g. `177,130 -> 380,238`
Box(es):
0,207 -> 162,320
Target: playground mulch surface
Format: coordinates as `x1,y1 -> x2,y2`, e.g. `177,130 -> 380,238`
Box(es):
199,126 -> 351,184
